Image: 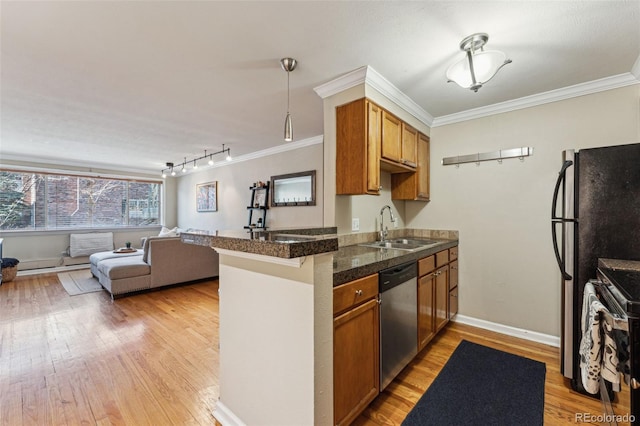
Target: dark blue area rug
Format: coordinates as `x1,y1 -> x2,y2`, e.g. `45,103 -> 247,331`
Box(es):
402,340 -> 546,426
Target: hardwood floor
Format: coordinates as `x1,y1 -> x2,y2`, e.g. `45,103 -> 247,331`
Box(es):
0,273 -> 220,425
0,272 -> 630,425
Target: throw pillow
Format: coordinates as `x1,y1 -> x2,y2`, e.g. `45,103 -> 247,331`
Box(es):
158,226 -> 177,237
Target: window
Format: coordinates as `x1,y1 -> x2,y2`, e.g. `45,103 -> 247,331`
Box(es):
0,170 -> 161,230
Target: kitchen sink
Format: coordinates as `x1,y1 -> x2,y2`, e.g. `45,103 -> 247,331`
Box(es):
358,238 -> 440,251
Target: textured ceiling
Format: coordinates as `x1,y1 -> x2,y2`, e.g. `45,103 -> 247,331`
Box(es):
1,1 -> 639,175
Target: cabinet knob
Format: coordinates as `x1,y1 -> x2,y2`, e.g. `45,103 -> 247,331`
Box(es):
355,289 -> 363,297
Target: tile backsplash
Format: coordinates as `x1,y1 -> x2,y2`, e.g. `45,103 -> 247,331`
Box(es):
338,228 -> 459,247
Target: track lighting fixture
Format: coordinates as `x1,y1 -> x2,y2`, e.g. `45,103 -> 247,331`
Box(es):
161,145 -> 232,177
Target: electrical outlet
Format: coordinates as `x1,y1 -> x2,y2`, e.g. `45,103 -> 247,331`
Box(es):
352,218 -> 360,232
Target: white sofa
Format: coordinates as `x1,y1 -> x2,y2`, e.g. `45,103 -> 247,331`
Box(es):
90,236 -> 218,297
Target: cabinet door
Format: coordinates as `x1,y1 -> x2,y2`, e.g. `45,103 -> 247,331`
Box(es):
366,101 -> 382,193
381,110 -> 402,163
401,123 -> 418,167
450,286 -> 459,317
334,298 -> 380,426
418,274 -> 436,351
449,259 -> 458,290
416,133 -> 430,200
434,265 -> 449,332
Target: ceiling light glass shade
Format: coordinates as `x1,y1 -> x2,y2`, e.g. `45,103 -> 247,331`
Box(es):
446,33 -> 511,92
208,156 -> 214,166
284,112 -> 293,142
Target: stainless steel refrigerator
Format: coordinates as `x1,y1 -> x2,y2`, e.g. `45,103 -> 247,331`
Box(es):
552,143 -> 640,394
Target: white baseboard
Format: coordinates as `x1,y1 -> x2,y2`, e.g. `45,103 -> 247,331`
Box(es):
213,401 -> 246,426
452,314 -> 560,348
17,263 -> 90,276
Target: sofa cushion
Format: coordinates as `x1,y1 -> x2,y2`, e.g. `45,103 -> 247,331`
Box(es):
98,257 -> 150,280
90,249 -> 143,266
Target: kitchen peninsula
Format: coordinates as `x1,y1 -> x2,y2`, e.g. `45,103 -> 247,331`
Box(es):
182,227 -> 339,425
182,228 -> 458,425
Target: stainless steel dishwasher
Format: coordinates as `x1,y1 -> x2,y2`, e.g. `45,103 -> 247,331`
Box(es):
379,260 -> 418,390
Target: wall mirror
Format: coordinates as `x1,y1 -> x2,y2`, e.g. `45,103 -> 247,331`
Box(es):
270,170 -> 316,207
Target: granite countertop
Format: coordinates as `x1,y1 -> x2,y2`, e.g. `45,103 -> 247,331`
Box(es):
181,227 -> 338,259
182,226 -> 458,285
333,238 -> 458,287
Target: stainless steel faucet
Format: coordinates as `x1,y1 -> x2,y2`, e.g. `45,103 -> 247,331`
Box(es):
379,205 -> 396,242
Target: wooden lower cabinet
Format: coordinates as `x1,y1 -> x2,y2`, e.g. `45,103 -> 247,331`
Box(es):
449,258 -> 458,318
418,246 -> 458,351
434,265 -> 449,332
334,275 -> 379,426
418,273 -> 436,351
450,286 -> 459,317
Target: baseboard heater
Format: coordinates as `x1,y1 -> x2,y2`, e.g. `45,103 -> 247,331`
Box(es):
69,232 -> 113,257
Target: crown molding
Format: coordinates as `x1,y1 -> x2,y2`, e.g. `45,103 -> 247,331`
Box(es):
313,66 -> 368,99
364,66 -> 434,127
202,135 -> 324,171
313,65 -> 434,127
433,72 -> 640,127
632,53 -> 640,80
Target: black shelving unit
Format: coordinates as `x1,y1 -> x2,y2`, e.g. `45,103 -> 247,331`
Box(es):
244,182 -> 269,230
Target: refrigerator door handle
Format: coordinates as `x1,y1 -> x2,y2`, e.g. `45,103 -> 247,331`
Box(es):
552,160 -> 573,220
552,160 -> 574,281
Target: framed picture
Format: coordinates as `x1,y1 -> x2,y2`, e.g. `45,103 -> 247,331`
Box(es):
196,181 -> 218,212
254,188 -> 267,207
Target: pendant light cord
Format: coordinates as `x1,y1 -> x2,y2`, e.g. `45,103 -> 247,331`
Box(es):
287,69 -> 290,113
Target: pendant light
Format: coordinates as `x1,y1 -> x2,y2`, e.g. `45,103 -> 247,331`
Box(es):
280,57 -> 297,142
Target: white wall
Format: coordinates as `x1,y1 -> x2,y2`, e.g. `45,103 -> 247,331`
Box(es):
408,85 -> 640,337
175,140 -> 324,232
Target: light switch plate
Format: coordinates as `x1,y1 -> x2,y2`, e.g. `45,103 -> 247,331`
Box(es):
352,218 -> 360,232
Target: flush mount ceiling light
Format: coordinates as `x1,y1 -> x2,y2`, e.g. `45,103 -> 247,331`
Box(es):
280,57 -> 297,142
446,33 -> 512,92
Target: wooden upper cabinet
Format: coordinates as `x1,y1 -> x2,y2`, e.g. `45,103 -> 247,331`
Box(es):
381,110 -> 402,163
401,123 -> 418,167
336,98 -> 381,195
391,132 -> 430,201
337,97 -> 427,197
416,133 -> 430,200
366,102 -> 382,193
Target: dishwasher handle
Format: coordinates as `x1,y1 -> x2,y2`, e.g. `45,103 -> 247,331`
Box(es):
379,261 -> 417,293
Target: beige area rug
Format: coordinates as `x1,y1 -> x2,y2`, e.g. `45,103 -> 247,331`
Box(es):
57,269 -> 104,296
